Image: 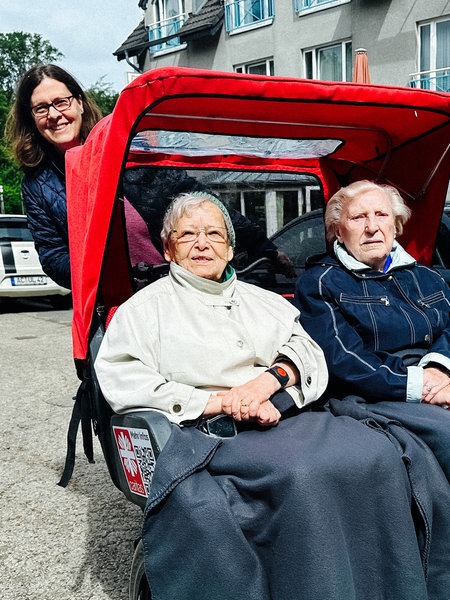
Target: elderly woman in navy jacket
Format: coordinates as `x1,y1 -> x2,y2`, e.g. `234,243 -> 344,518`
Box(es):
295,180 -> 450,470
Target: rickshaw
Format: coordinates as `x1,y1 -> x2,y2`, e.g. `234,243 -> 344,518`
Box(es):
64,67 -> 450,599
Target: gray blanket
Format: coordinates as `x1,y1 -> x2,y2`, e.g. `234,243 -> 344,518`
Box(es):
141,409 -> 448,599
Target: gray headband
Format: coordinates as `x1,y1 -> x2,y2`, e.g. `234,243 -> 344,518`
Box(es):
189,191 -> 236,248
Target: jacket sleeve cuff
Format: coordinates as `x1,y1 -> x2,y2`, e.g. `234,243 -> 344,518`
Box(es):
418,352 -> 450,374
169,386 -> 211,423
270,389 -> 297,413
406,366 -> 423,403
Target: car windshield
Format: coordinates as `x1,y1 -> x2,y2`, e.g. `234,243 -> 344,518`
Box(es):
0,220 -> 33,242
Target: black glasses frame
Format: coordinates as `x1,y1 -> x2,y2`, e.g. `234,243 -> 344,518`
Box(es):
31,95 -> 75,118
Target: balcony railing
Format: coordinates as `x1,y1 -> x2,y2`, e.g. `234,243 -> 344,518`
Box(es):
225,0 -> 274,32
148,14 -> 186,53
408,67 -> 450,93
295,0 -> 345,12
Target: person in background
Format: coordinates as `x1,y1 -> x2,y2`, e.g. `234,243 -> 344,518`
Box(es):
95,190 -> 437,600
6,64 -> 102,289
122,166 -> 296,276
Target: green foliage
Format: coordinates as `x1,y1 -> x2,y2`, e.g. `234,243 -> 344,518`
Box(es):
0,141 -> 22,214
87,77 -> 119,116
0,32 -> 63,101
0,31 -> 62,213
0,89 -> 22,213
0,88 -> 8,134
0,32 -> 119,213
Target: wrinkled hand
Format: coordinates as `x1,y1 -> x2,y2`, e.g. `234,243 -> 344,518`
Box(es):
217,372 -> 281,426
422,367 -> 450,408
274,251 -> 296,278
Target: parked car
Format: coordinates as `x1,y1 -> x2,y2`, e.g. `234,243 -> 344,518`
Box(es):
238,206 -> 450,297
236,208 -> 325,297
0,214 -> 71,308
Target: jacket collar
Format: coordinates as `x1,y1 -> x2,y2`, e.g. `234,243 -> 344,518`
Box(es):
333,240 -> 416,273
306,241 -> 416,279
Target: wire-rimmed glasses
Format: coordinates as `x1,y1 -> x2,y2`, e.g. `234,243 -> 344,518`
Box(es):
171,226 -> 228,244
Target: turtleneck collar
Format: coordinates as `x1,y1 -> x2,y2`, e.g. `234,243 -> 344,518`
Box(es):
170,262 -> 236,295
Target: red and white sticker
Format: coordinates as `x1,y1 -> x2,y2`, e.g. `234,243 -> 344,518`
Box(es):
113,426 -> 156,497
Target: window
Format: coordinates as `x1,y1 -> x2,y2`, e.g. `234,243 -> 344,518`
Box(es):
304,41 -> 352,82
295,0 -> 350,15
410,18 -> 450,92
235,59 -> 274,76
148,0 -> 186,54
0,218 -> 33,242
225,0 -> 274,33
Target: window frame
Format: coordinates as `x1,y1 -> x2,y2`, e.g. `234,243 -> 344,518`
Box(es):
295,0 -> 350,17
225,0 -> 274,34
234,58 -> 275,76
148,0 -> 187,55
411,17 -> 450,92
303,40 -> 352,82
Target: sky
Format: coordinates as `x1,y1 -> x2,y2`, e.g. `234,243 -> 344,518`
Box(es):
1,1 -> 144,92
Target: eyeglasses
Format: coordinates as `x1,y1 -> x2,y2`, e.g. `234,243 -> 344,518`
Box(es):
171,226 -> 228,244
31,96 -> 75,119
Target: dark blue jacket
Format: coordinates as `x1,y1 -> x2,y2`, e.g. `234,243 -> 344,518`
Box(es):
295,248 -> 450,403
22,162 -> 71,289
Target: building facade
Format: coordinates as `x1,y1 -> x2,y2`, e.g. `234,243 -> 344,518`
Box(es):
114,0 -> 450,236
115,0 -> 450,91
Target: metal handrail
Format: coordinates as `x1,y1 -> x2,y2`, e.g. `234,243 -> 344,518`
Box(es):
408,67 -> 450,92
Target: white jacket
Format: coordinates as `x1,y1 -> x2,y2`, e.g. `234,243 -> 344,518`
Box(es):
95,263 -> 328,423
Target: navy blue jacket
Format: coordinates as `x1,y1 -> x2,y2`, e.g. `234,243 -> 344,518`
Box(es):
22,161 -> 71,289
295,249 -> 450,403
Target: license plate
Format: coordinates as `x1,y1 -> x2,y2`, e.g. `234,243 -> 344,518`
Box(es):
11,275 -> 47,286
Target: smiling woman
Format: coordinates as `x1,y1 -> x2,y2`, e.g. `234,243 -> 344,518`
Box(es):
30,78 -> 84,153
5,64 -> 102,289
162,192 -> 235,282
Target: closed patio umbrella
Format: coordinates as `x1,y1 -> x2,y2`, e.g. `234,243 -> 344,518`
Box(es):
353,48 -> 371,84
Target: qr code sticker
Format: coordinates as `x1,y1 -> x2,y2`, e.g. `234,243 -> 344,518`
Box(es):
113,426 -> 157,497
135,445 -> 156,494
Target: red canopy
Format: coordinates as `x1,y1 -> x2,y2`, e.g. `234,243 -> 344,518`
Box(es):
66,66 -> 450,359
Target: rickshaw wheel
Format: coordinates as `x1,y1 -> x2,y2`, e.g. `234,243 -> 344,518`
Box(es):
129,538 -> 151,600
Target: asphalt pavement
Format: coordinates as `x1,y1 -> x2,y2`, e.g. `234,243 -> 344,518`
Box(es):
0,299 -> 142,599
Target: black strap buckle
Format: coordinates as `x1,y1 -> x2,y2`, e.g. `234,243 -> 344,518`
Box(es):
198,415 -> 237,438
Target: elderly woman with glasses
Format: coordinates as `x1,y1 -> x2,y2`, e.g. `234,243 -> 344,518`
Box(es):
94,191 -> 436,600
6,64 -> 102,289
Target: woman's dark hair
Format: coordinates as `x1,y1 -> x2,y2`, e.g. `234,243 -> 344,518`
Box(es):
5,64 -> 102,172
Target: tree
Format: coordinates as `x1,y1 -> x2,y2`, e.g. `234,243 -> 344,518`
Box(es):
0,33 -> 119,213
87,77 -> 119,116
0,32 -> 63,101
0,89 -> 21,212
0,32 -> 63,212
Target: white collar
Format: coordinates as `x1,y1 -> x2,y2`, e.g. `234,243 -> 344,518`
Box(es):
333,240 -> 416,272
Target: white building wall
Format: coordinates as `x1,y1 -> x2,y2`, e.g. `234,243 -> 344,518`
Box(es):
141,0 -> 450,88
